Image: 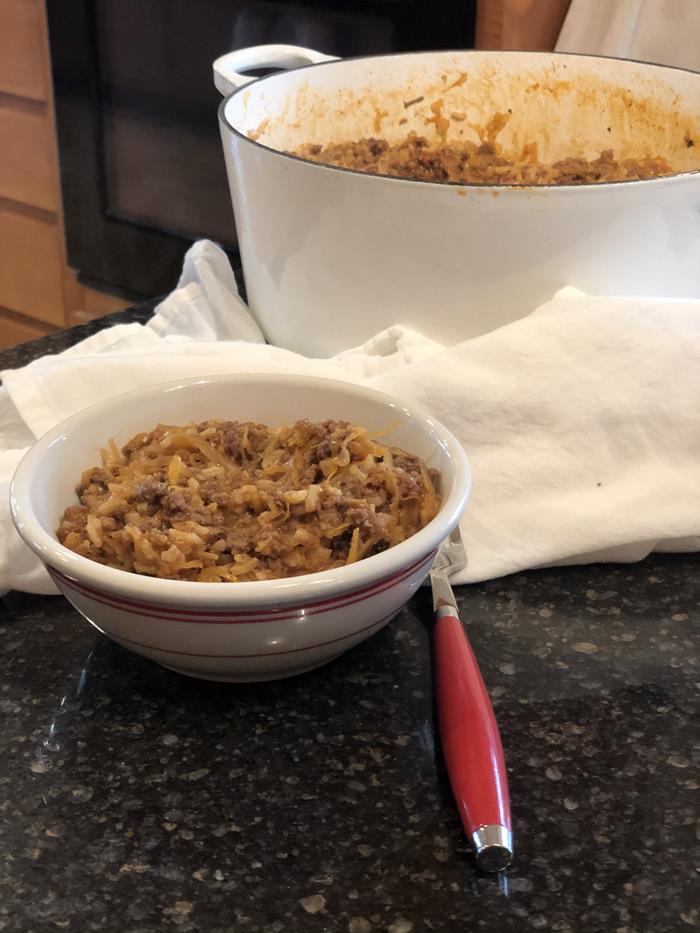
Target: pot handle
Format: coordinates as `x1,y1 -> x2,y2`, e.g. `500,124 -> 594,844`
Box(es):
213,44 -> 339,97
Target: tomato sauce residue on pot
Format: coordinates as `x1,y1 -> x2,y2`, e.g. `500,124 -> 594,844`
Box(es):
246,62 -> 700,186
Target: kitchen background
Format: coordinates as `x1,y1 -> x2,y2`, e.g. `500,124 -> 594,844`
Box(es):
0,0 -> 571,350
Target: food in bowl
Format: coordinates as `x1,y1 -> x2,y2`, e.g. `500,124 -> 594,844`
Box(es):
56,417 -> 441,582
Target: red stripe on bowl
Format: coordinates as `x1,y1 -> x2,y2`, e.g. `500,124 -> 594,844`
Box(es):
99,610 -> 397,659
48,550 -> 435,625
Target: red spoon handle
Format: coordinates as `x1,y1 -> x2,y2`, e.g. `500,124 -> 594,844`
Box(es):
434,608 -> 512,870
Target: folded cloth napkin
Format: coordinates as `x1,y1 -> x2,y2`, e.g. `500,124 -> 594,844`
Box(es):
2,240 -> 699,595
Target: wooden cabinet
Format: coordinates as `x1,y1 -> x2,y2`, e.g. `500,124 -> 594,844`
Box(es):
0,100 -> 60,211
0,0 -> 127,352
0,206 -> 66,325
0,0 -> 48,100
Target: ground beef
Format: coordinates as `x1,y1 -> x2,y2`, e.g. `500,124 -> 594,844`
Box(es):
56,418 -> 442,582
84,468 -> 110,489
162,489 -> 188,513
132,478 -> 166,502
219,421 -> 271,461
294,131 -> 675,185
198,480 -> 230,507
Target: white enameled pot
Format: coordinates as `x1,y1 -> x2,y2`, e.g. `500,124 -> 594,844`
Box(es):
215,46 -> 700,357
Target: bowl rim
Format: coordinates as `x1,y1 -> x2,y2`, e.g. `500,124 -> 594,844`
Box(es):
10,373 -> 471,608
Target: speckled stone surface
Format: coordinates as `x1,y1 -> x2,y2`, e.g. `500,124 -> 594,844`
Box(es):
1,316 -> 698,932
2,561 -> 698,933
0,303 -> 156,373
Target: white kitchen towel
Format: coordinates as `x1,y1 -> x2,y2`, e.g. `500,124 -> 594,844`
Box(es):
556,0 -> 700,72
2,239 -> 699,595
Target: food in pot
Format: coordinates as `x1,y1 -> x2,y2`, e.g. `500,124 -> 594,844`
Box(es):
293,101 -> 679,185
294,131 -> 675,185
57,419 -> 441,582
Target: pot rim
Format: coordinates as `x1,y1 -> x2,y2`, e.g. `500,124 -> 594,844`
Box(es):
218,48 -> 700,191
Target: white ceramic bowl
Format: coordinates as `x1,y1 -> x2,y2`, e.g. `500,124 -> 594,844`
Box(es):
10,374 -> 471,681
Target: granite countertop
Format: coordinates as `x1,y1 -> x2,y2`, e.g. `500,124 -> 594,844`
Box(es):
1,313 -> 698,933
